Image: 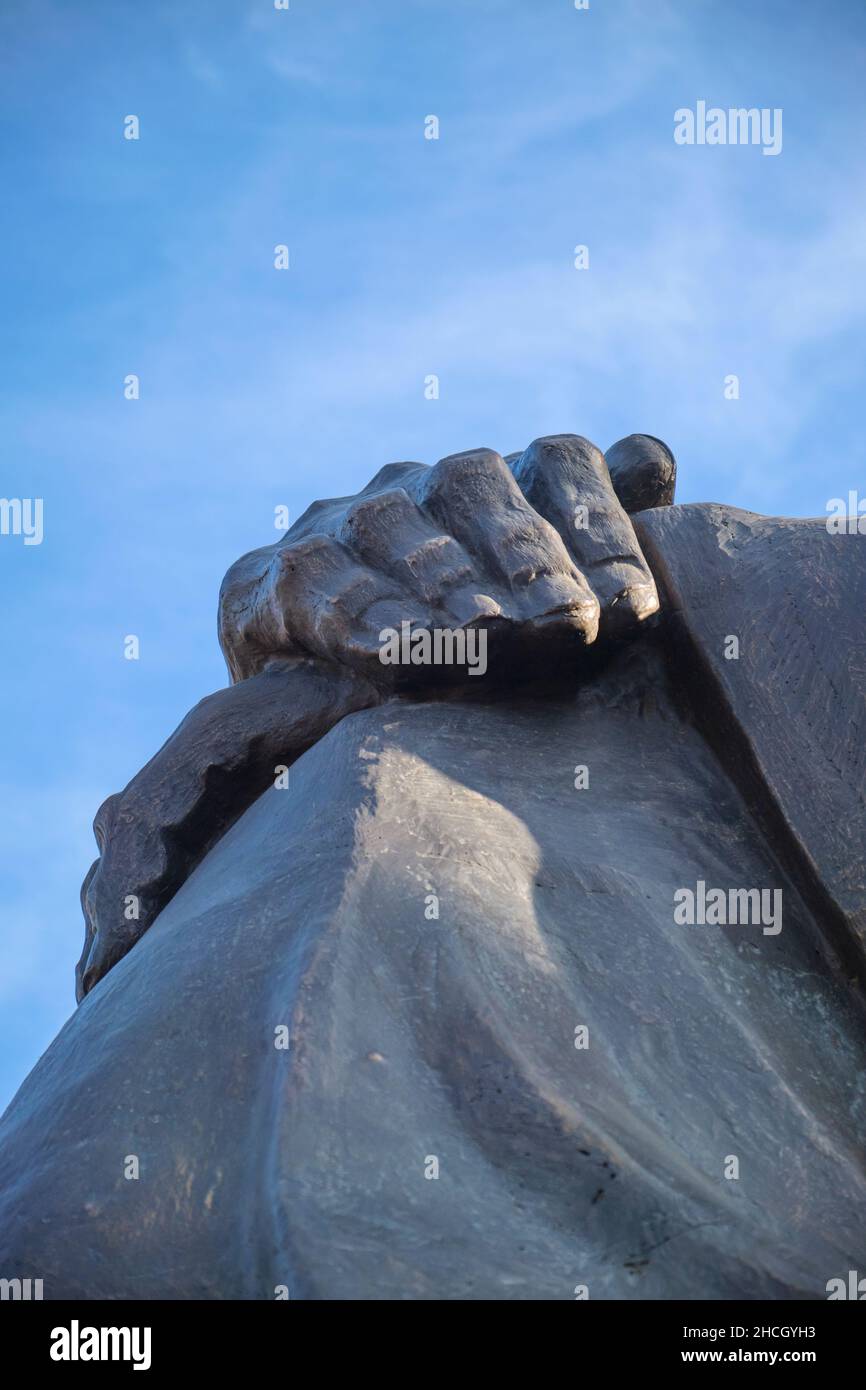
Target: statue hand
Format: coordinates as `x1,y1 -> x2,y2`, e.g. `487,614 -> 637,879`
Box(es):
218,434 -> 675,686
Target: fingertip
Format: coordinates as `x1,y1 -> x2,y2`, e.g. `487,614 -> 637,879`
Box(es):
602,580 -> 660,635
605,435 -> 676,513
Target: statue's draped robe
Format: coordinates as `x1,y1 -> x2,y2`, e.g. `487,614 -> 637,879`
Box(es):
1,504 -> 864,1299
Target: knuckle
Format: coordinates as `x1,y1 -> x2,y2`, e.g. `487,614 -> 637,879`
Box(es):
526,434 -> 603,468
341,488 -> 414,539
424,448 -> 512,502
514,435 -> 606,495
275,534 -> 339,573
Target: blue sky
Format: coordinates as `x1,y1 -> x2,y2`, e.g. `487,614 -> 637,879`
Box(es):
1,0 -> 865,1112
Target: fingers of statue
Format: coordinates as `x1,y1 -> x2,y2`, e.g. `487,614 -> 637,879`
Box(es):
338,487 -> 506,627
413,448 -> 600,641
267,534 -> 427,673
237,435 -> 664,683
510,435 -> 660,636
268,453 -> 603,676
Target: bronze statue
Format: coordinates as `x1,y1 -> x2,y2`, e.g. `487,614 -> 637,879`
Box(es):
2,433 -> 864,1300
